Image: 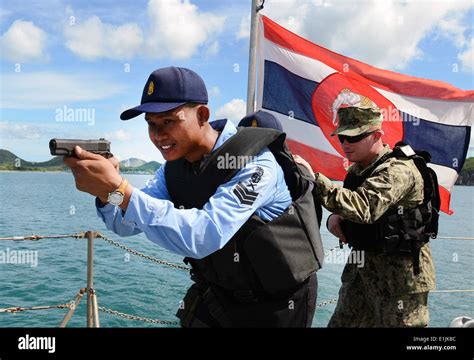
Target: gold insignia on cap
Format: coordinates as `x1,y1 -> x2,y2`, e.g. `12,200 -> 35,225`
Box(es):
147,81 -> 154,95
251,119 -> 258,127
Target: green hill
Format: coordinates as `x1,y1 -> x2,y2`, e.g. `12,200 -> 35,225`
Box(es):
457,157 -> 474,185
461,157 -> 474,172
0,149 -> 18,164
0,149 -> 65,171
121,161 -> 161,174
0,149 -> 160,174
120,158 -> 147,168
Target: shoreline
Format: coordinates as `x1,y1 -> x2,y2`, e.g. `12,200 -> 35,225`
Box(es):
0,170 -> 472,186
0,170 -> 155,175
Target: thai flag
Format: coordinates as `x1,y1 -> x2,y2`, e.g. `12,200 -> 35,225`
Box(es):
256,15 -> 473,215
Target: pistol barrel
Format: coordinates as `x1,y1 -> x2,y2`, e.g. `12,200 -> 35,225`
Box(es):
49,138 -> 111,156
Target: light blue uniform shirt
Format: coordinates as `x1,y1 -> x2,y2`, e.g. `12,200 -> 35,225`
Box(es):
97,119 -> 292,259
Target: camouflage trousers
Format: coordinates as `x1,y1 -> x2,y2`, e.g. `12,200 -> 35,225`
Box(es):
328,265 -> 430,327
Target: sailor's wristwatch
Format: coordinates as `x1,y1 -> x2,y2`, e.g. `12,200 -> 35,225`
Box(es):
107,178 -> 129,206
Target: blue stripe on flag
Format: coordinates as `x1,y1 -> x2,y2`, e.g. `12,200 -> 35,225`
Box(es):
401,112 -> 471,172
262,60 -> 319,126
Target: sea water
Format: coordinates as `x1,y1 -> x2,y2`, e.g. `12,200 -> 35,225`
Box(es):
0,172 -> 472,327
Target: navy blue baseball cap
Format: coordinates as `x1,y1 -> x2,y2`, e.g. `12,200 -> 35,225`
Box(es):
238,110 -> 283,131
120,66 -> 208,120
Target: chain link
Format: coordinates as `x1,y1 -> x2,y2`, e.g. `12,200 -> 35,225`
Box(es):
98,306 -> 179,325
100,235 -> 339,309
99,235 -> 190,271
0,303 -> 71,313
316,297 -> 338,308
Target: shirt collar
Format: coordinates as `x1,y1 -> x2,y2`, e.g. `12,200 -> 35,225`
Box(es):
352,144 -> 391,175
209,119 -> 237,152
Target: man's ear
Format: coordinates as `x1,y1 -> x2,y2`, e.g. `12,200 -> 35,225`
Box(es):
373,130 -> 383,141
196,105 -> 210,126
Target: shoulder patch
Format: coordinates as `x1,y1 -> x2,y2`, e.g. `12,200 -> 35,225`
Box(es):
232,166 -> 265,206
233,182 -> 259,205
251,166 -> 264,184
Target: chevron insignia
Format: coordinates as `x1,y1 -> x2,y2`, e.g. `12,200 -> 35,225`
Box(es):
233,182 -> 259,206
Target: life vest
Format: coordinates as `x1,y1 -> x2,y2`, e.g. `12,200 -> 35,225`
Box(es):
165,127 -> 324,295
341,144 -> 440,274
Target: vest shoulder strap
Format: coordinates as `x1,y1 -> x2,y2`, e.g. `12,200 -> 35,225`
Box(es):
198,127 -> 285,184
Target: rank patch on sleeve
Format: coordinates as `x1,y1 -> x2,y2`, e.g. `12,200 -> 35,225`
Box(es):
233,182 -> 259,206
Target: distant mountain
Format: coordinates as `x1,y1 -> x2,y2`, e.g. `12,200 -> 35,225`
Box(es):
0,148 -> 471,182
135,161 -> 160,172
120,158 -> 147,168
0,149 -> 65,170
0,149 -> 160,174
456,157 -> 474,186
0,149 -> 17,164
121,161 -> 161,174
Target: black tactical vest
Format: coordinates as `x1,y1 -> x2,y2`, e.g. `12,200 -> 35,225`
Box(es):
341,144 -> 440,274
165,127 -> 324,294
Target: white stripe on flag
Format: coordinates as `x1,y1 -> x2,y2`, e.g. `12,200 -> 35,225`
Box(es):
261,36 -> 336,84
374,88 -> 473,126
265,109 -> 342,157
428,163 -> 458,192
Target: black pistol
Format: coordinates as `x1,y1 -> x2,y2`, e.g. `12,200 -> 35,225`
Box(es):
49,138 -> 112,158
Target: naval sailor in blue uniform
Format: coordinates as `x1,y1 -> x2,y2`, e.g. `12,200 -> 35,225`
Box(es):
64,67 -> 324,327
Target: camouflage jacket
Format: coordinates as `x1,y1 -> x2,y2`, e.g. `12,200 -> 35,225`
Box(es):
315,145 -> 436,293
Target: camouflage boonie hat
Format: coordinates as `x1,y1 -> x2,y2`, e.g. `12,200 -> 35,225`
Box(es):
331,107 -> 383,136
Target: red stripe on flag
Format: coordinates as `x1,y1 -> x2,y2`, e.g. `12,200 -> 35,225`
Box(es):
262,16 -> 474,101
439,185 -> 453,215
287,140 -> 347,181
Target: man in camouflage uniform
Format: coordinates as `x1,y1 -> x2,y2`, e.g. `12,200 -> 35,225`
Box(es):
294,106 -> 436,327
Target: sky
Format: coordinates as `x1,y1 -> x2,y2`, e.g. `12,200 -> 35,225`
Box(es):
0,0 -> 473,162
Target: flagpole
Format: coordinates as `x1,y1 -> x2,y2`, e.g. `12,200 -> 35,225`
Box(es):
246,0 -> 264,115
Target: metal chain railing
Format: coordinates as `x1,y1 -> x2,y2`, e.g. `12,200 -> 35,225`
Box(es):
0,232 -> 86,241
0,303 -> 71,313
316,298 -> 338,308
98,306 -> 179,325
436,236 -> 474,240
98,234 -> 190,271
1,231 -> 473,327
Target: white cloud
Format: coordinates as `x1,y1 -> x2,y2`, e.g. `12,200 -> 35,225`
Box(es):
0,123 -> 44,140
435,13 -> 469,48
113,137 -> 164,163
263,0 -> 473,70
105,129 -> 132,141
237,15 -> 250,40
214,99 -> 246,123
62,0 -> 225,61
0,20 -> 47,62
458,38 -> 474,72
204,40 -> 220,57
0,71 -> 124,109
0,122 -> 96,140
145,0 -> 226,59
64,16 -> 143,60
208,86 -> 221,97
